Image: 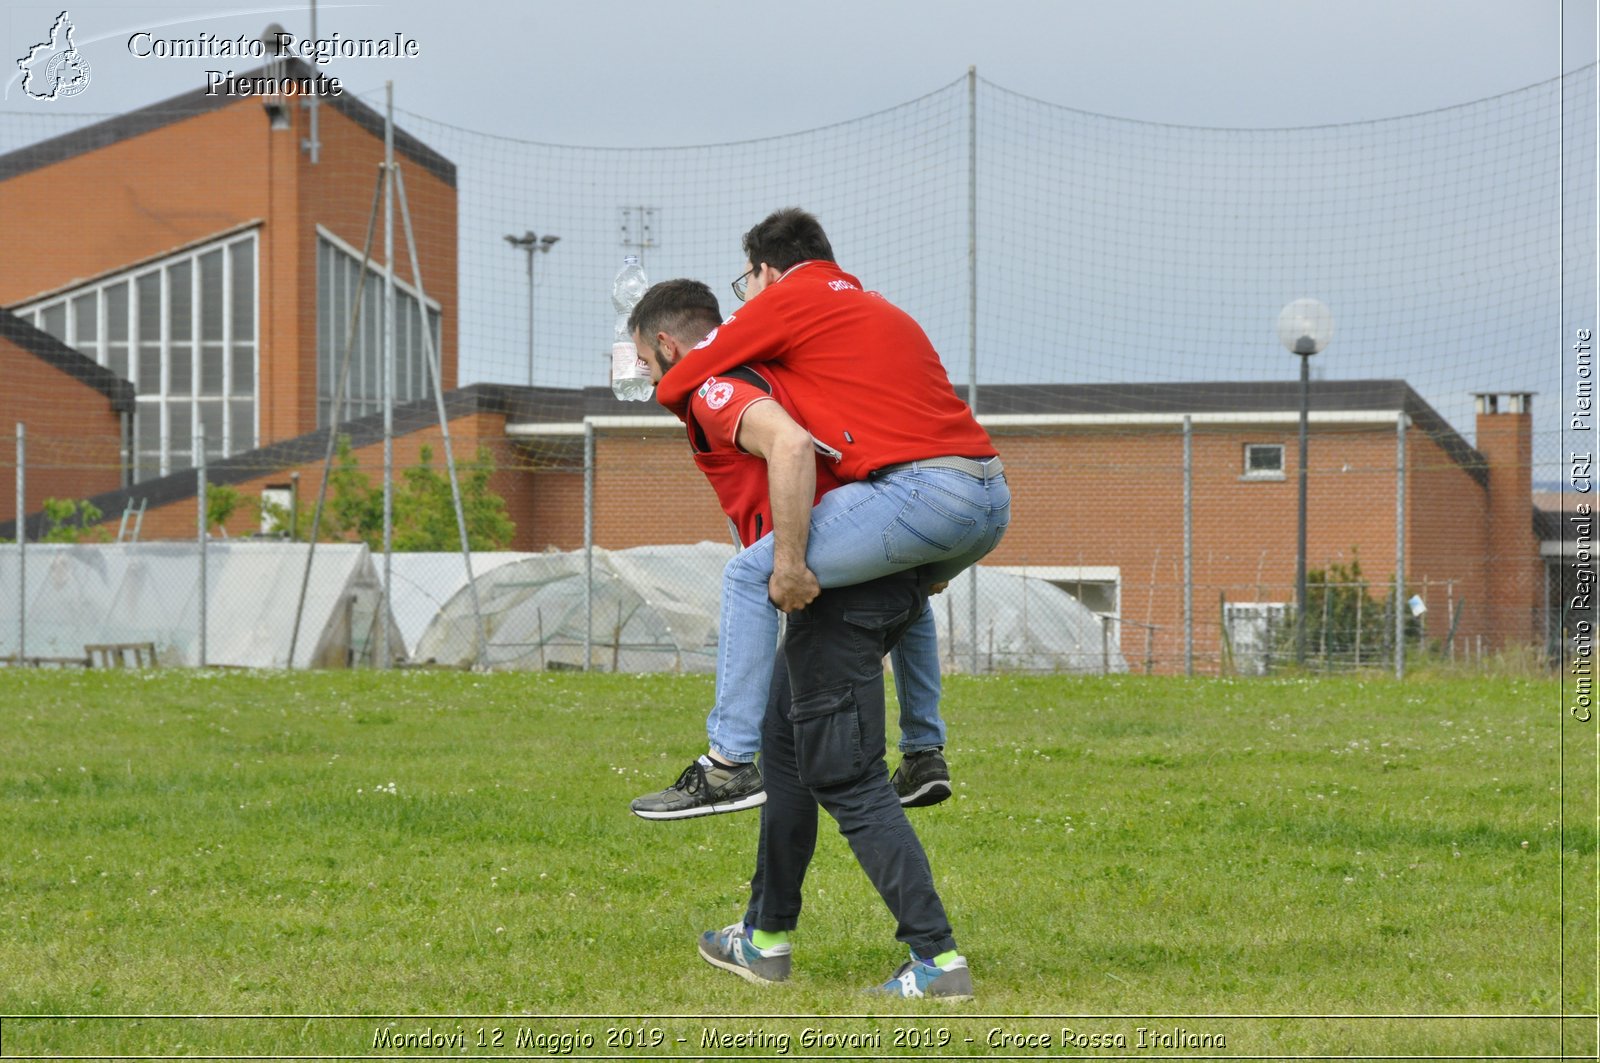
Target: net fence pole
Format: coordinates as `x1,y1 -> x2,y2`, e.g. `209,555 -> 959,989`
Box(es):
394,163 -> 488,670
381,81 -> 397,670
1395,412 -> 1408,679
1184,414 -> 1194,676
966,64 -> 980,676
289,164 -> 385,667
15,422 -> 24,662
584,419 -> 595,672
197,426 -> 207,668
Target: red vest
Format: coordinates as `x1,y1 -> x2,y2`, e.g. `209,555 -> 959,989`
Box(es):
658,260 -> 994,481
682,365 -> 843,548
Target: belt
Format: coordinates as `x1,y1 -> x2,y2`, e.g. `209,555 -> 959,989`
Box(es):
870,455 -> 1004,480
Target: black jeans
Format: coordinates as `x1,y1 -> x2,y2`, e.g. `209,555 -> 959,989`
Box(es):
742,568 -> 957,960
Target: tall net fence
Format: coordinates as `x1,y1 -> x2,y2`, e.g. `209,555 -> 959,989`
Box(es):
0,65 -> 1592,673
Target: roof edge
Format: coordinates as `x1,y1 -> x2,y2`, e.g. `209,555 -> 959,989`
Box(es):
0,58 -> 455,187
0,384 -> 511,541
0,307 -> 135,413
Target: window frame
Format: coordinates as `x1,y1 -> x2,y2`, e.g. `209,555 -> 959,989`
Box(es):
1242,442 -> 1286,481
14,228 -> 259,482
314,226 -> 442,428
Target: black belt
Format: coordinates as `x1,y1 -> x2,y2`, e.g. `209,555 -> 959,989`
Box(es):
870,455 -> 1004,480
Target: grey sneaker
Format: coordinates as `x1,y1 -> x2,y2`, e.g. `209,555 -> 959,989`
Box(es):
630,755 -> 766,820
891,748 -> 952,808
698,922 -> 791,985
869,953 -> 974,1001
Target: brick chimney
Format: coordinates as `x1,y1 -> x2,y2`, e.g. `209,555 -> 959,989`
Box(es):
1474,393 -> 1540,649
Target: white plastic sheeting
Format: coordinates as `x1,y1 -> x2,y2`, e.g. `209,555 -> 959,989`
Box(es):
414,543 -> 1125,675
413,542 -> 732,672
0,541 -> 1125,673
0,542 -> 397,668
382,551 -> 538,659
930,566 -> 1128,674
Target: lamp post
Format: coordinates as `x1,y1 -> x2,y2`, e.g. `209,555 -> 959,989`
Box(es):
1277,298 -> 1334,667
504,231 -> 560,386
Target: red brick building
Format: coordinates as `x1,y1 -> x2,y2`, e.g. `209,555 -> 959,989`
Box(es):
492,377 -> 1544,666
0,57 -> 457,490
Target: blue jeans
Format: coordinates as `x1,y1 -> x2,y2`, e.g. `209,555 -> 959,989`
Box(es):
708,463 -> 1010,763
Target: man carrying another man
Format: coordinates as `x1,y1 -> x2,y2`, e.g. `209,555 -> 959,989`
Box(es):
625,208 -> 1009,996
631,208 -> 1010,820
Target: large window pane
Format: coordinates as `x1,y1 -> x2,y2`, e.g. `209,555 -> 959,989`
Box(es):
171,341 -> 194,395
426,309 -> 441,398
230,238 -> 254,338
169,399 -> 192,454
229,399 -> 254,453
168,261 -> 192,341
198,401 -> 223,457
71,294 -> 97,349
135,403 -> 161,481
138,344 -> 162,396
135,403 -> 160,451
200,249 -> 223,342
362,279 -> 380,406
396,301 -> 413,401
137,273 -> 160,342
231,344 -> 254,396
40,303 -> 65,342
105,282 -> 128,342
199,344 -> 223,396
317,240 -> 332,409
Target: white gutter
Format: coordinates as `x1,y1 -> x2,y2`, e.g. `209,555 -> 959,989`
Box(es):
976,410 -> 1408,429
506,409 -> 1409,438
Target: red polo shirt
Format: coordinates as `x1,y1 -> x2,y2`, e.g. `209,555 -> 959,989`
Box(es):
682,365 -> 844,548
657,260 -> 995,481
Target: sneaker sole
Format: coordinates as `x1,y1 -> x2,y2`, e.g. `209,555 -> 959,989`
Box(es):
631,790 -> 768,821
697,941 -> 785,985
898,780 -> 952,808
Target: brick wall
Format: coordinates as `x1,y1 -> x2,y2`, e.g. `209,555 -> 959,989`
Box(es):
1476,404 -> 1541,648
0,337 -> 124,524
0,105 -> 271,305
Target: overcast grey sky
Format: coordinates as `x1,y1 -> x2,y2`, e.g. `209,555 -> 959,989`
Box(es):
3,1 -> 1595,141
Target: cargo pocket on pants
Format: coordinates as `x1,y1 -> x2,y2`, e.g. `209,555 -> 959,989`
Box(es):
791,683 -> 864,789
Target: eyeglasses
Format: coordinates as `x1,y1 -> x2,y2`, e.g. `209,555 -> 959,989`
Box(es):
731,266 -> 756,303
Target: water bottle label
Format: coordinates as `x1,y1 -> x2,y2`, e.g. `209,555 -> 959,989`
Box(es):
612,341 -> 648,379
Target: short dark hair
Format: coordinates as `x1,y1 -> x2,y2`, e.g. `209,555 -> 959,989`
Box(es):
742,207 -> 835,274
627,279 -> 722,356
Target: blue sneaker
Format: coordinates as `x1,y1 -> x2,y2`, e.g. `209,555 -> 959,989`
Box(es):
697,923 -> 791,985
870,953 -> 974,1001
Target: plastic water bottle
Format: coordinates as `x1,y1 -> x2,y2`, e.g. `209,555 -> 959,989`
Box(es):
610,256 -> 653,401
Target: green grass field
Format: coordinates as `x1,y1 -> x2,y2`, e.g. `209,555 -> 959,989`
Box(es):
0,668 -> 1593,1058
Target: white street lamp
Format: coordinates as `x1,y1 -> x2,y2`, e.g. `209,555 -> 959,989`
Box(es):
1277,298 -> 1334,667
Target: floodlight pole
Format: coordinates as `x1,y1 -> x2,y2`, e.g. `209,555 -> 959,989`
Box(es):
505,231 -> 559,387
1296,351 -> 1310,667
